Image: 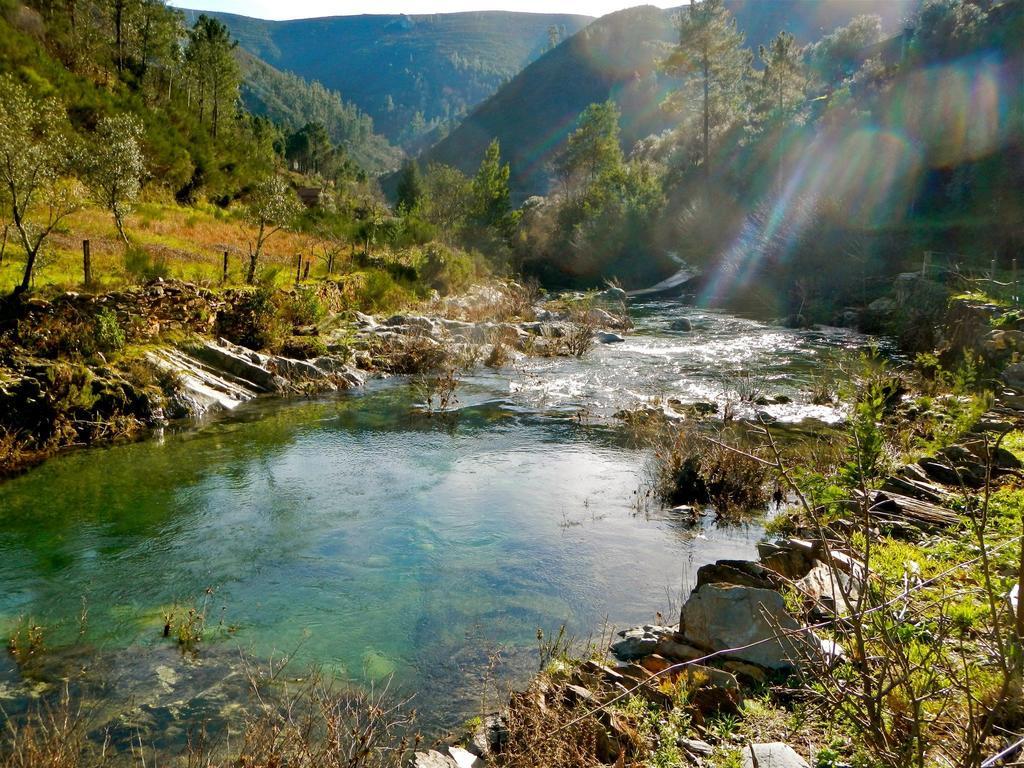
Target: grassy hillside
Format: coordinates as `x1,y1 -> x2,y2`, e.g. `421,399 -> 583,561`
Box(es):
183,9 -> 593,147
418,0 -> 917,202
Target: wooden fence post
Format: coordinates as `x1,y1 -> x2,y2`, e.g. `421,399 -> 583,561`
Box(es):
295,253 -> 302,285
303,259 -> 311,280
222,250 -> 229,284
327,252 -> 334,276
922,250 -> 931,278
82,239 -> 92,287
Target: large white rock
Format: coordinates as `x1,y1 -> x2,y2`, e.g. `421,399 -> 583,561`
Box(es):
740,743 -> 810,768
413,751 -> 458,768
448,746 -> 481,768
681,584 -> 808,670
796,561 -> 860,615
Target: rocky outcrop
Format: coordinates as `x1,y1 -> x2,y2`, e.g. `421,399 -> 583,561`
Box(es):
679,584 -> 810,670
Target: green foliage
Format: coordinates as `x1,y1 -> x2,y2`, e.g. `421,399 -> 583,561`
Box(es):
124,246 -> 169,282
421,163 -> 472,236
554,100 -> 623,197
756,31 -> 806,125
520,113 -> 666,286
395,159 -> 425,214
284,285 -> 327,326
184,15 -> 241,142
419,243 -> 476,294
283,122 -> 334,177
0,73 -> 84,294
661,0 -> 751,183
806,15 -> 883,84
215,285 -> 286,351
354,268 -> 417,314
244,175 -> 302,283
93,309 -> 125,353
85,113 -> 146,244
471,139 -> 514,237
839,377 -> 887,488
912,0 -> 986,62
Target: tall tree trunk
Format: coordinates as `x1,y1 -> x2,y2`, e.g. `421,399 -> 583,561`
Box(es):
212,76 -> 219,140
114,208 -> 129,246
16,248 -> 37,296
114,0 -> 124,74
246,223 -> 265,284
702,56 -> 711,190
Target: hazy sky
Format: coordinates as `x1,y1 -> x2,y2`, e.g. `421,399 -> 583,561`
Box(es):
168,0 -> 678,21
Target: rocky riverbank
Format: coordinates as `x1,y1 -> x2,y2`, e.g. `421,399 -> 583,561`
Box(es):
409,371 -> 1024,767
0,279 -> 632,476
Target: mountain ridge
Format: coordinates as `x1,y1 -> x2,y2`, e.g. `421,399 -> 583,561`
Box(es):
416,0 -> 919,201
182,8 -> 593,147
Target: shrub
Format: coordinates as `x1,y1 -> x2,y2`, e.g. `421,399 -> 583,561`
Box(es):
215,286 -> 286,351
356,268 -> 416,314
420,243 -> 475,294
93,308 -> 125,352
279,336 -> 328,360
651,426 -> 772,516
282,285 -> 327,327
124,246 -> 169,282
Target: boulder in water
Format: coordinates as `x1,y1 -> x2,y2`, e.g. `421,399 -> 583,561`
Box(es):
669,318 -> 692,331
598,286 -> 627,302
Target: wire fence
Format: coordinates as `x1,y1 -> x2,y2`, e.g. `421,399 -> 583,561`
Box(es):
920,250 -> 1022,305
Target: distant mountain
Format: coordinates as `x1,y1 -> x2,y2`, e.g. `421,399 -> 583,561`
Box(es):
236,50 -> 403,174
417,0 -> 917,202
183,10 -> 593,147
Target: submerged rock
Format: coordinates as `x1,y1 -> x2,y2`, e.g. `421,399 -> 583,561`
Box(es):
596,331 -> 625,344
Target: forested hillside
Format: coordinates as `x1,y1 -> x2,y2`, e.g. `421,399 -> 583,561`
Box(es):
237,50 -> 403,174
183,10 -> 592,149
419,0 -> 918,202
392,0 -> 1022,310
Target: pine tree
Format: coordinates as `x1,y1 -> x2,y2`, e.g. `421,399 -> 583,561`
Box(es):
555,100 -> 624,199
662,0 -> 750,187
471,139 -> 512,234
395,159 -> 424,214
185,15 -> 240,140
759,31 -> 805,122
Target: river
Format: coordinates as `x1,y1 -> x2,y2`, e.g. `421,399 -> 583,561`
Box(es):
0,299 -> 872,746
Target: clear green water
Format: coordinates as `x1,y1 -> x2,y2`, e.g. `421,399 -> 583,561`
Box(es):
0,302 -> 872,742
